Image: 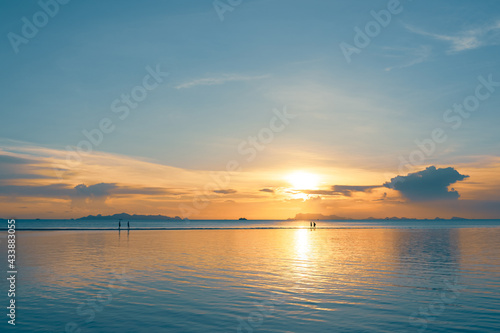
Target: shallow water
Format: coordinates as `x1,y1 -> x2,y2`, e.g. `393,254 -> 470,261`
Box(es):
1,226 -> 500,332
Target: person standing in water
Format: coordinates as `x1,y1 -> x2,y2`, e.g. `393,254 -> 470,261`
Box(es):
314,222 -> 316,228
119,221 -> 121,230
127,221 -> 130,230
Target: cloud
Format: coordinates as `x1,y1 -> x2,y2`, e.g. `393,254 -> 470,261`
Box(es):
384,45 -> 432,71
74,183 -> 115,197
406,21 -> 500,53
0,152 -> 56,180
373,192 -> 388,202
70,183 -> 182,207
175,74 -> 270,89
299,185 -> 379,197
384,166 -> 469,201
0,184 -> 72,197
259,188 -> 274,193
300,190 -> 337,195
0,155 -> 35,164
113,186 -> 183,196
72,183 -> 116,207
213,189 -> 237,194
0,172 -> 53,180
331,185 -> 380,197
0,143 -> 218,194
0,182 -> 179,200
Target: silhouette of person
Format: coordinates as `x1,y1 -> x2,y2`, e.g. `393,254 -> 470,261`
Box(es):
313,222 -> 316,228
310,221 -> 312,228
127,221 -> 130,230
119,221 -> 121,230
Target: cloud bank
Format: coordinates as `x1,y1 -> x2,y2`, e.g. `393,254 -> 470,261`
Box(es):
213,189 -> 237,194
331,185 -> 380,197
384,166 -> 469,201
300,185 -> 380,197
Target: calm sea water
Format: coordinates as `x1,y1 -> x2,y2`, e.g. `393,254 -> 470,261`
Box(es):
1,220 -> 500,332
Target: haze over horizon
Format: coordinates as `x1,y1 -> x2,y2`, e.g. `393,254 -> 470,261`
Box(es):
2,0 -> 500,219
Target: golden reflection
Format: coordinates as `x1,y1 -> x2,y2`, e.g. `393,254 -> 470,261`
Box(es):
21,227 -> 490,306
18,229 -> 400,290
294,228 -> 312,261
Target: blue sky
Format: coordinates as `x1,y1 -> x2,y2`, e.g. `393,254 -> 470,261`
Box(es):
1,0 -> 500,218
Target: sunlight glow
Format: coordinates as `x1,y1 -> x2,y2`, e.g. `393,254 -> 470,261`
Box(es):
286,171 -> 320,190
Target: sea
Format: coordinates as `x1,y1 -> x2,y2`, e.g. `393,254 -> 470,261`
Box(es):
1,219 -> 499,332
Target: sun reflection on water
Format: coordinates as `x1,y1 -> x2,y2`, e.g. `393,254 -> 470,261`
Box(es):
294,228 -> 311,261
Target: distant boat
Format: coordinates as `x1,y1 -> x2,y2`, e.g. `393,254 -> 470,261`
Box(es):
238,217 -> 247,220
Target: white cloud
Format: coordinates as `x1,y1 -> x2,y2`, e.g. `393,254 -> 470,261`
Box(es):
384,45 -> 432,71
175,74 -> 270,89
406,21 -> 500,53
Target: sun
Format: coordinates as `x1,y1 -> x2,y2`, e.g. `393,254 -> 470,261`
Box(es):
286,171 -> 320,190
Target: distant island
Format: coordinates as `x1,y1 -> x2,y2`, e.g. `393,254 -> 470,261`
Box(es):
1,213 -> 476,221
77,213 -> 187,221
288,213 -> 469,221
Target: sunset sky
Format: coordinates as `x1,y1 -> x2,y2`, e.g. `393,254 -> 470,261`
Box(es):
1,0 -> 500,219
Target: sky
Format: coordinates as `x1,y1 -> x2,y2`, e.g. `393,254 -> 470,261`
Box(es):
1,0 -> 500,219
